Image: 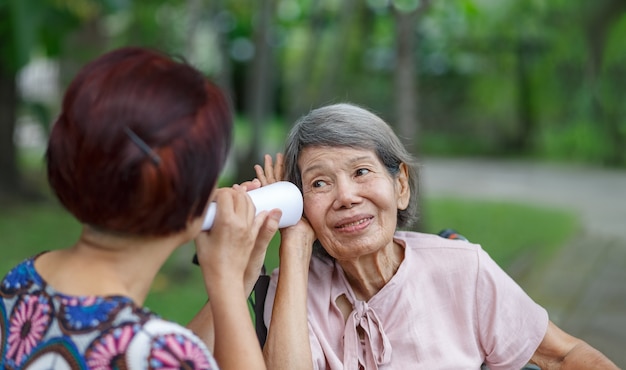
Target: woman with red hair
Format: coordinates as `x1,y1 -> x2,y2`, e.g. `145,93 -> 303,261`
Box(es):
0,47 -> 276,369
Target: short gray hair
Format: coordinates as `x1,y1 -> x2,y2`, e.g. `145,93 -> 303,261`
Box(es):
283,103 -> 420,228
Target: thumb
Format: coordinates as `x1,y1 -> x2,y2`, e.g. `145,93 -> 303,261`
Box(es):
257,209 -> 282,246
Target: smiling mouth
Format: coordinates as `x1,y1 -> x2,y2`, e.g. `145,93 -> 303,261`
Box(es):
336,217 -> 373,229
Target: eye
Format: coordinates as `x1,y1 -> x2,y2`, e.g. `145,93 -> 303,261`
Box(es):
355,168 -> 370,177
312,179 -> 327,188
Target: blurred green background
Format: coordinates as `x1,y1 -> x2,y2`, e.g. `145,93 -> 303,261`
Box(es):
1,0 -> 622,323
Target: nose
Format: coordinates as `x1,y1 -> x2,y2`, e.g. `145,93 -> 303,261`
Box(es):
332,178 -> 361,210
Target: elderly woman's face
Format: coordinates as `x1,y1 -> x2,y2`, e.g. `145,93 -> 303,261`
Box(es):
298,146 -> 410,261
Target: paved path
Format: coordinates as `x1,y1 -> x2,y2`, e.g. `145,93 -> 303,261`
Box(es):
420,157 -> 626,368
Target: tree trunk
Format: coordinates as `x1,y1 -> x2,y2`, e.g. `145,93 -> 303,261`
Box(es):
235,0 -> 278,183
58,18 -> 107,93
511,38 -> 535,153
315,0 -> 357,105
286,1 -> 326,123
0,67 -> 20,199
185,0 -> 203,62
392,7 -> 419,153
391,1 -> 432,232
584,0 -> 626,165
208,0 -> 235,104
391,0 -> 432,153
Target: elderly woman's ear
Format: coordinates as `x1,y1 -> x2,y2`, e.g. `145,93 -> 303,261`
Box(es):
396,162 -> 411,211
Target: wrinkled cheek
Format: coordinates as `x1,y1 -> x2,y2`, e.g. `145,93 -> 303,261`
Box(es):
309,220 -> 330,245
302,197 -> 325,227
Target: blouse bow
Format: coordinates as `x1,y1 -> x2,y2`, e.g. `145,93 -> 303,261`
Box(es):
343,300 -> 392,369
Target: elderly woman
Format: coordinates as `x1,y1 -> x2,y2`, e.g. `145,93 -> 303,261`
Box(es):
256,103 -> 617,369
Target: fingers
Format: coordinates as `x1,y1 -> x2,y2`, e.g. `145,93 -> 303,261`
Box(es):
195,187 -> 259,286
238,178 -> 261,192
253,154 -> 273,185
274,153 -> 285,180
212,185 -> 254,229
233,184 -> 256,223
255,153 -> 285,186
253,164 -> 266,185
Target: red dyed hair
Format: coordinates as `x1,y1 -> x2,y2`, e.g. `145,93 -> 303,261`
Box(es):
46,47 -> 232,235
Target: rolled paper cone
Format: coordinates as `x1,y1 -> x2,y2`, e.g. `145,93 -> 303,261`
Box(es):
201,181 -> 304,230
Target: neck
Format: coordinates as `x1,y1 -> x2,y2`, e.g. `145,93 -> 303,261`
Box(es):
338,241 -> 405,301
35,225 -> 191,305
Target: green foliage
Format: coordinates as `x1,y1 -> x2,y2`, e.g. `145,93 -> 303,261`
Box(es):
0,203 -> 80,272
1,0 -> 105,72
538,121 -> 612,163
113,0 -> 186,52
604,13 -> 626,65
232,116 -> 288,155
143,245 -> 209,324
420,131 -> 499,157
415,0 -> 626,165
7,0 -> 626,169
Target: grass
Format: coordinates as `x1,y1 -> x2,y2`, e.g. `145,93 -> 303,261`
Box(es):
0,203 -> 81,266
420,197 -> 579,268
0,198 -> 579,325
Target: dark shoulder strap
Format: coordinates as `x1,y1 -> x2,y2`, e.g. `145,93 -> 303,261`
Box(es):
252,265 -> 270,347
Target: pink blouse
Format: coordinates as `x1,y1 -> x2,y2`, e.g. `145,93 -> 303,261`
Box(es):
265,231 -> 548,370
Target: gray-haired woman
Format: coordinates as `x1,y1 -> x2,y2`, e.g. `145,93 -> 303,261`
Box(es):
255,103 -> 617,370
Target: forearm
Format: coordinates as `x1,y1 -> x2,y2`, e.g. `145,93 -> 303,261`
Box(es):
187,302 -> 215,351
531,321 -> 619,370
559,342 -> 619,370
210,281 -> 266,370
263,244 -> 313,370
187,273 -> 261,354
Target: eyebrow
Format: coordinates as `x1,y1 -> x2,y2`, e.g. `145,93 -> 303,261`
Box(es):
301,155 -> 375,177
300,164 -> 324,178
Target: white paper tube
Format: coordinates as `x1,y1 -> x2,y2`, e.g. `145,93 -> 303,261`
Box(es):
201,181 -> 304,230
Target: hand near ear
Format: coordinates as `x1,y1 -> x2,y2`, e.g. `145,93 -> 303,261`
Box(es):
254,153 -> 285,186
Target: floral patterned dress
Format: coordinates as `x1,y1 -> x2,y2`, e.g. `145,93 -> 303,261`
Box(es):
0,256 -> 218,369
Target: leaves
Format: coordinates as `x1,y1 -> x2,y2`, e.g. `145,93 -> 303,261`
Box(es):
1,0 -> 97,72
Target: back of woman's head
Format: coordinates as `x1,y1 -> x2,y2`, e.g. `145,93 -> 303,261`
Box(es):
283,103 -> 420,228
46,47 -> 232,235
